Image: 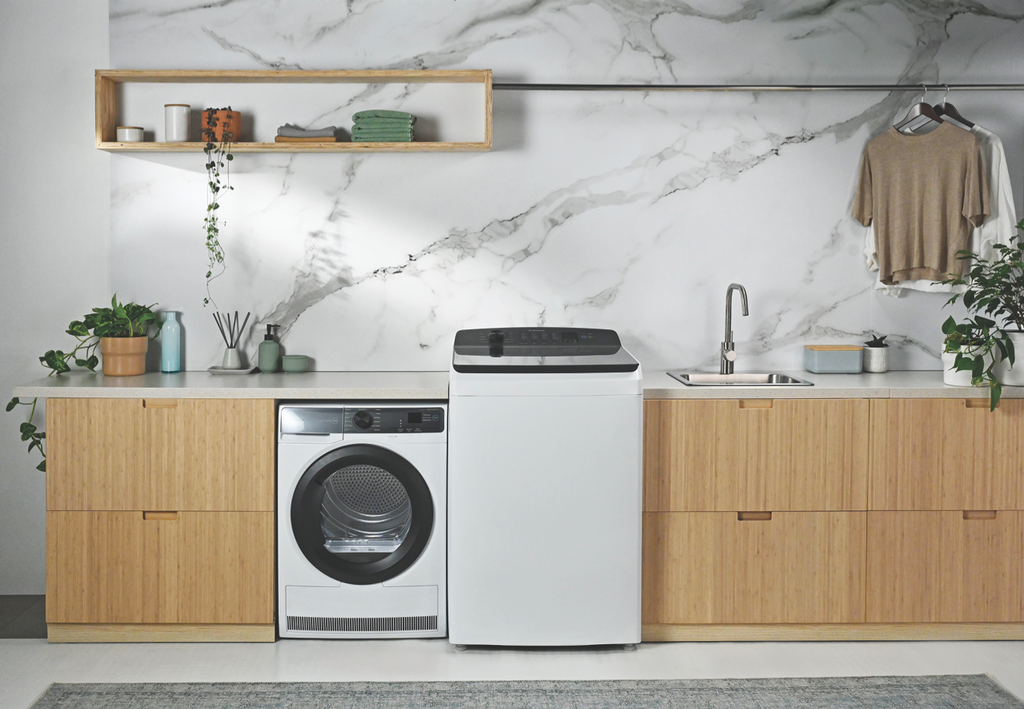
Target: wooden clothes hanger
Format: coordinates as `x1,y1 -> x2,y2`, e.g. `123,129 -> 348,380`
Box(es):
933,84 -> 975,129
894,85 -> 942,133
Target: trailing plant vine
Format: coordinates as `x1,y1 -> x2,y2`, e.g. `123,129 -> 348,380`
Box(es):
203,107 -> 235,308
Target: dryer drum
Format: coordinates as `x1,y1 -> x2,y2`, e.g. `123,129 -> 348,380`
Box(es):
321,464 -> 413,545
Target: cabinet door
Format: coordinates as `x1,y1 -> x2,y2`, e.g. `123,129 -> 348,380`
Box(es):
866,511 -> 1024,623
48,398 -> 274,511
644,399 -> 868,511
47,510 -> 274,624
642,511 -> 866,624
869,399 -> 1024,510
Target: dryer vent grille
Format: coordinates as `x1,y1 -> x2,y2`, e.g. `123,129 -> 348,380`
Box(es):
287,615 -> 438,633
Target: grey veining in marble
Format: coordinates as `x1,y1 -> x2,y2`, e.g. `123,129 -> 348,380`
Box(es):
108,1 -> 1024,373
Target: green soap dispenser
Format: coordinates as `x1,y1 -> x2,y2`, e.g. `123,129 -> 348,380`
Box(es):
258,324 -> 280,373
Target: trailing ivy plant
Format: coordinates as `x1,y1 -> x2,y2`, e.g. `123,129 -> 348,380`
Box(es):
203,107 -> 235,308
6,295 -> 159,471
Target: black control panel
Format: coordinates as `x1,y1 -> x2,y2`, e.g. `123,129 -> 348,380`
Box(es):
453,327 -> 623,358
280,407 -> 444,434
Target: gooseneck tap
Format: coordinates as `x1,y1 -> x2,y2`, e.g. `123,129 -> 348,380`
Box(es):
721,283 -> 749,374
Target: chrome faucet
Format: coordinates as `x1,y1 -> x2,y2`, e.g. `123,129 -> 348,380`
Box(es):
721,283 -> 749,374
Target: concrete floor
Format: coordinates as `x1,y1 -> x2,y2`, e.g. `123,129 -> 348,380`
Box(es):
2,598 -> 1022,709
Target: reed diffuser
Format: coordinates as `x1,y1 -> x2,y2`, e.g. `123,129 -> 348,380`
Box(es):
213,311 -> 250,369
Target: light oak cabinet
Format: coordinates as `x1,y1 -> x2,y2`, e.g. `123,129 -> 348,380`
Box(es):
643,511 -> 866,624
866,511 -> 1024,623
45,398 -> 275,643
643,397 -> 1024,641
869,398 -> 1024,511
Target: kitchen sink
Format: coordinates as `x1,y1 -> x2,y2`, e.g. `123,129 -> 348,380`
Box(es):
668,371 -> 814,386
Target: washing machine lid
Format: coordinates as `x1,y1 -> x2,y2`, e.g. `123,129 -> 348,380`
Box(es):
452,327 -> 639,373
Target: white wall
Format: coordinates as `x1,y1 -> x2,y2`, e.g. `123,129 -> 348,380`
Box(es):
0,0 -> 110,593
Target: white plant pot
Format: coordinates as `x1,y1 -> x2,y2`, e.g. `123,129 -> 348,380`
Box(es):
862,346 -> 889,373
942,350 -> 985,387
994,331 -> 1024,386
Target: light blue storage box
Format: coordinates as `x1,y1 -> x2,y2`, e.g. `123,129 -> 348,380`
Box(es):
803,345 -> 863,374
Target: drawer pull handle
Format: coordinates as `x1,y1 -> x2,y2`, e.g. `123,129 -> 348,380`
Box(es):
143,399 -> 179,409
737,511 -> 772,521
964,399 -> 993,409
963,510 -> 997,520
143,511 -> 178,521
738,400 -> 773,410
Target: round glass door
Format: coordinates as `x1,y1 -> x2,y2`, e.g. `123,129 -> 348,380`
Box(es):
291,444 -> 434,585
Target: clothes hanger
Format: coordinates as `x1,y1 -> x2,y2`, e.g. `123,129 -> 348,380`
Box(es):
933,84 -> 974,129
894,85 -> 942,134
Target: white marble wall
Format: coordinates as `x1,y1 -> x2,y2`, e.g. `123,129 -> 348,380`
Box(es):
110,1 -> 1024,372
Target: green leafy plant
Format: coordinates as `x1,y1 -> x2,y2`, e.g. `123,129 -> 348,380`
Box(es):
203,107 -> 235,309
6,295 -> 159,471
941,218 -> 1024,410
864,334 -> 888,348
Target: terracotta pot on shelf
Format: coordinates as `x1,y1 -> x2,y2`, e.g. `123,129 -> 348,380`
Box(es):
202,109 -> 241,143
100,336 -> 148,376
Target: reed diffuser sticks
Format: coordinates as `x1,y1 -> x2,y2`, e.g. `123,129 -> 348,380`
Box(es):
213,311 -> 250,349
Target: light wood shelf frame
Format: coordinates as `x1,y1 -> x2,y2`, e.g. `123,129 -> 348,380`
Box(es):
95,69 -> 492,152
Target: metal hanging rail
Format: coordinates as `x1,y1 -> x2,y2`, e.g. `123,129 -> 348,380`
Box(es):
491,82 -> 1024,92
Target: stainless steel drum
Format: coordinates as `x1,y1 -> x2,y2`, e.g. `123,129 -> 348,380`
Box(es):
320,464 -> 412,554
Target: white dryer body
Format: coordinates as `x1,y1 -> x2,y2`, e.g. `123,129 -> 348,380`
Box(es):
277,402 -> 447,639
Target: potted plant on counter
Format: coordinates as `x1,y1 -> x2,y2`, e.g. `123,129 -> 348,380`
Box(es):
943,218 -> 1024,407
941,318 -> 993,389
862,334 -> 889,373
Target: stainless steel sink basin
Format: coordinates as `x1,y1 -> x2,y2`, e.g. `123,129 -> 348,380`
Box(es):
668,371 -> 814,387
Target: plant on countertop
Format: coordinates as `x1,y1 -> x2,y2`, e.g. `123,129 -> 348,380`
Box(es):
6,295 -> 160,471
941,217 -> 1024,410
203,107 -> 235,308
864,334 -> 888,348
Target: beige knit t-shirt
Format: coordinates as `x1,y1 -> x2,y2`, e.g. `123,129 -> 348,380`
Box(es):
852,122 -> 989,285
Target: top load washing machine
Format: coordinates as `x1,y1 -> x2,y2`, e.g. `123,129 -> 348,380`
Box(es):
278,402 -> 447,638
447,327 -> 642,647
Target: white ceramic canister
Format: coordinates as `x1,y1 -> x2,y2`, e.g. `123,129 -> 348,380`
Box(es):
164,104 -> 190,142
994,331 -> 1024,386
116,126 -> 144,142
862,346 -> 889,373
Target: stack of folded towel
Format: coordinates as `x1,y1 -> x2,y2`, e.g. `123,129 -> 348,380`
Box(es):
275,124 -> 338,143
351,110 -> 415,143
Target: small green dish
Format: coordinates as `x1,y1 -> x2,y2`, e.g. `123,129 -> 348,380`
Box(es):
281,354 -> 309,373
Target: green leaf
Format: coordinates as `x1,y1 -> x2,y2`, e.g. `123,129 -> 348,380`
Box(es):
36,460 -> 46,472
6,397 -> 19,412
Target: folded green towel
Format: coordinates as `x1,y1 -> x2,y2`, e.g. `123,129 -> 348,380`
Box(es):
352,123 -> 414,135
353,135 -> 414,143
353,109 -> 415,121
352,120 -> 415,132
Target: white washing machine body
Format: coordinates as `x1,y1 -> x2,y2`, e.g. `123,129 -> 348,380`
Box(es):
277,402 -> 447,639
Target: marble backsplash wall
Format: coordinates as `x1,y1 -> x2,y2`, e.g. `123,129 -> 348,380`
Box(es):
109,1 -> 1024,372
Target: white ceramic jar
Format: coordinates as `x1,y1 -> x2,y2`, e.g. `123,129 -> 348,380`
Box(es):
164,104 -> 190,142
115,126 -> 144,142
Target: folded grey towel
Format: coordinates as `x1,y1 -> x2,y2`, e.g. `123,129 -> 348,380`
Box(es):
277,123 -> 338,138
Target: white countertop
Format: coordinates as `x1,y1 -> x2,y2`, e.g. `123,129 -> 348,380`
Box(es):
11,369 -> 1011,400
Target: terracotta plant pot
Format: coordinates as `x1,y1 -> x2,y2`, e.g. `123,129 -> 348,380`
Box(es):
203,109 -> 241,143
100,336 -> 148,376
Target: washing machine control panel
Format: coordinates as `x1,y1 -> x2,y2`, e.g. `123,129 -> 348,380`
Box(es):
344,407 -> 445,434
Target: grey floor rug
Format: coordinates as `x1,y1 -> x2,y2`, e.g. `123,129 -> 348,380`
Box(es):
29,675 -> 1023,709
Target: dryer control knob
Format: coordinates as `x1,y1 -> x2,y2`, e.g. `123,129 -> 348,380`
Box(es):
352,410 -> 373,429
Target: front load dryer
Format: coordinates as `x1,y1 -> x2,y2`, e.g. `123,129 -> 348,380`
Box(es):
278,402 -> 447,638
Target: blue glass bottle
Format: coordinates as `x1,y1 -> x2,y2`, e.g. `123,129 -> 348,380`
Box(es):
161,311 -> 181,373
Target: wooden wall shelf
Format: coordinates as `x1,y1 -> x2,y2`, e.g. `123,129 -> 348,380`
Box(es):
95,69 -> 493,152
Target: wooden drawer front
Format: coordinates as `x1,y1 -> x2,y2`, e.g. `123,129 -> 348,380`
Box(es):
869,399 -> 1024,510
644,399 -> 868,511
642,511 -> 866,624
47,398 -> 274,511
866,511 -> 1024,623
46,511 -> 274,624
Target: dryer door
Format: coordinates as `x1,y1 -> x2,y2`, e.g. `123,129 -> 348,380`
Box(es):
291,444 -> 434,585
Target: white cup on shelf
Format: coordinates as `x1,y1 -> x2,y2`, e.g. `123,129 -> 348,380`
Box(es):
164,104 -> 190,142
